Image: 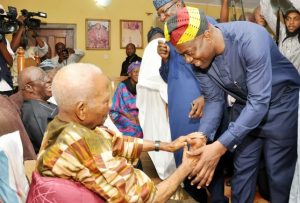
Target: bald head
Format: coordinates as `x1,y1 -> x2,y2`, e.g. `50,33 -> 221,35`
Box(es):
52,63 -> 107,109
254,6 -> 267,27
52,63 -> 110,128
19,66 -> 52,101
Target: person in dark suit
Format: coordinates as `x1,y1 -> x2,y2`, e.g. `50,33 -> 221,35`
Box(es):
120,43 -> 141,76
19,66 -> 58,153
161,7 -> 300,203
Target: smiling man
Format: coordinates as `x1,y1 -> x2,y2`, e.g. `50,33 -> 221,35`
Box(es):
19,66 -> 58,153
163,7 -> 300,203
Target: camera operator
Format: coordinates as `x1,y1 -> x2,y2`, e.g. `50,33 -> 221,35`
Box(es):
10,15 -> 49,90
51,42 -> 84,68
0,4 -> 15,96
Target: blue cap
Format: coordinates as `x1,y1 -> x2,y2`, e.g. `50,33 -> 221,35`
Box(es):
39,59 -> 55,71
153,0 -> 172,10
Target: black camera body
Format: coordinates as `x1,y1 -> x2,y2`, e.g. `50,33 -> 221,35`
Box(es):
21,9 -> 47,29
0,6 -> 18,38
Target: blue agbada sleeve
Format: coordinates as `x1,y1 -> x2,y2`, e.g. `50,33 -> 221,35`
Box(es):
218,26 -> 272,151
159,42 -> 176,83
193,69 -> 225,142
159,61 -> 169,83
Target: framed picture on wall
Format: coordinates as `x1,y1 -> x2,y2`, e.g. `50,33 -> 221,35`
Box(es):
120,20 -> 143,49
85,19 -> 110,50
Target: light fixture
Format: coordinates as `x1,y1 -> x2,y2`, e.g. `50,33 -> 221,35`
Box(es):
95,0 -> 112,7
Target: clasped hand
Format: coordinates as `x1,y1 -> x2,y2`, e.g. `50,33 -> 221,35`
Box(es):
186,140 -> 227,188
167,132 -> 207,152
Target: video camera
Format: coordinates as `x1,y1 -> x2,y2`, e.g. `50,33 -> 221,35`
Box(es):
21,9 -> 47,29
0,6 -> 18,37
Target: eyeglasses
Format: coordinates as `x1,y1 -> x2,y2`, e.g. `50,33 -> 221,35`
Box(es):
157,1 -> 177,18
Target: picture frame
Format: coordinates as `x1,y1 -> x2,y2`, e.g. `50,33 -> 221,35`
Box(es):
120,20 -> 143,49
85,19 -> 110,50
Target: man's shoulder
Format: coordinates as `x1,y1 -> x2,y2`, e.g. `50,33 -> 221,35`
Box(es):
22,100 -> 57,114
134,54 -> 142,61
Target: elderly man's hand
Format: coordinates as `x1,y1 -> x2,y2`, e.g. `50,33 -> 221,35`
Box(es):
157,40 -> 170,64
189,96 -> 205,119
166,132 -> 207,152
187,141 -> 227,188
186,132 -> 207,151
181,145 -> 199,172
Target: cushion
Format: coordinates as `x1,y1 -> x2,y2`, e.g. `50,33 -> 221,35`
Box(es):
26,172 -> 105,203
0,131 -> 29,203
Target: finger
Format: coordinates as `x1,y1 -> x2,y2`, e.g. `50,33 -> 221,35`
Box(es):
187,147 -> 203,156
194,106 -> 202,118
199,167 -> 211,187
205,166 -> 217,187
189,157 -> 203,178
187,133 -> 205,139
190,173 -> 201,186
192,162 -> 208,186
189,107 -> 196,118
183,144 -> 188,153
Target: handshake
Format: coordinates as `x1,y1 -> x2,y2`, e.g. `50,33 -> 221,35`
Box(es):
166,132 -> 226,189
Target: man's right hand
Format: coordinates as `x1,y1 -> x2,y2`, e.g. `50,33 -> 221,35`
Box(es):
157,40 -> 170,64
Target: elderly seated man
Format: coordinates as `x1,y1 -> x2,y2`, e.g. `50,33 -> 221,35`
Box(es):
36,63 -> 205,202
19,67 -> 58,153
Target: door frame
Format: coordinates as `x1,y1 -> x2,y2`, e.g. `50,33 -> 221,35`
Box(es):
40,23 -> 77,48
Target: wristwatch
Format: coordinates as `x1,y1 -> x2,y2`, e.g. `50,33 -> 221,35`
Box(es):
154,140 -> 160,151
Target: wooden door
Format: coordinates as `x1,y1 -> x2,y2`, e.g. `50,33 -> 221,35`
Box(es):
27,24 -> 76,58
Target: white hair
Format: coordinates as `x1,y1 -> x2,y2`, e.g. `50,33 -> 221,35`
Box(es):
52,63 -> 103,111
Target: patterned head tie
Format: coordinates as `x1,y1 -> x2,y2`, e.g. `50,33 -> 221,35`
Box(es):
164,6 -> 209,45
127,61 -> 141,74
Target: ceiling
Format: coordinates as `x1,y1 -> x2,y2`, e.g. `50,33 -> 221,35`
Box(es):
186,0 -> 260,9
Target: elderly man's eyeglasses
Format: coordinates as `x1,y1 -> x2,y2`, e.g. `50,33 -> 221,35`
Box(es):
158,2 -> 177,18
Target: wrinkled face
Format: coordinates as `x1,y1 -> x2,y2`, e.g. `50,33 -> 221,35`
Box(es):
175,35 -> 216,69
25,69 -> 52,100
157,0 -> 178,22
129,67 -> 140,83
254,7 -> 267,27
285,12 -> 300,33
126,44 -> 136,57
84,77 -> 111,129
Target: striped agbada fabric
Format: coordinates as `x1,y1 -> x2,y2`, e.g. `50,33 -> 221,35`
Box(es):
37,117 -> 156,202
110,82 -> 143,138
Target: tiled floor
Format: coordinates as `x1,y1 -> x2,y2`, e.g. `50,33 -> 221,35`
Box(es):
140,152 -> 269,203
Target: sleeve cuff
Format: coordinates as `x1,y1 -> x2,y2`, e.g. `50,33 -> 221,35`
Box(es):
218,130 -> 238,152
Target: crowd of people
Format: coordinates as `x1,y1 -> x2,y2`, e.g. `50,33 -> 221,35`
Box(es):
0,0 -> 300,202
